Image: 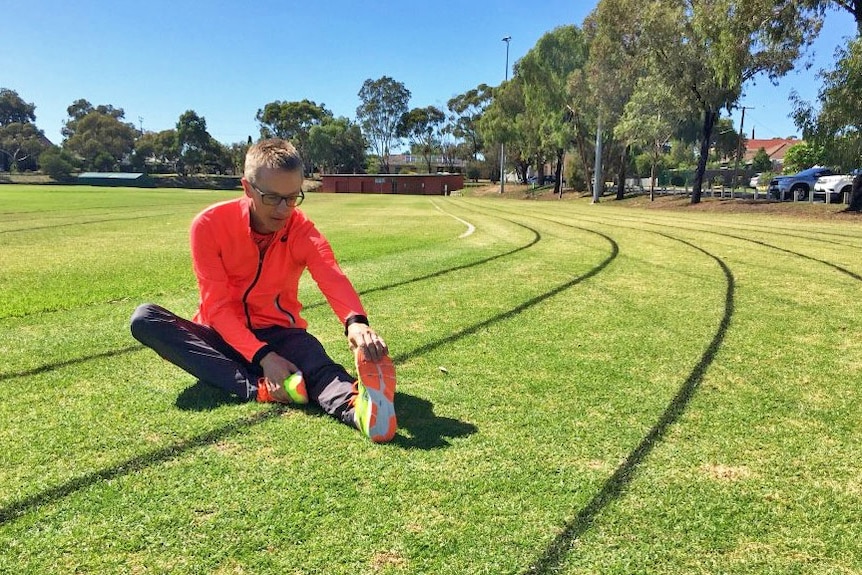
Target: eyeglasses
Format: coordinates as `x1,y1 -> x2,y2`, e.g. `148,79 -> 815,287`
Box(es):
249,182 -> 305,207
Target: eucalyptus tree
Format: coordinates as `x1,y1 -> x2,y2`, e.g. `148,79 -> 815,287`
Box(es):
307,117 -> 366,174
478,77 -> 533,183
516,25 -> 589,195
447,84 -> 494,162
584,0 -> 647,199
256,99 -> 332,174
615,76 -> 687,200
397,106 -> 445,173
356,76 -> 411,174
0,88 -> 44,171
0,88 -> 36,125
792,35 -> 862,209
636,0 -> 823,203
62,100 -> 136,172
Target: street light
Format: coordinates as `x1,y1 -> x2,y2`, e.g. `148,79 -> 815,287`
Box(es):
500,35 -> 511,194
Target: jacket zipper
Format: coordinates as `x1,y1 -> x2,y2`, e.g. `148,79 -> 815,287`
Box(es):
242,250 -> 266,329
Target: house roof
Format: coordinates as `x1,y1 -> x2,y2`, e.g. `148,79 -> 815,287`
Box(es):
744,138 -> 802,162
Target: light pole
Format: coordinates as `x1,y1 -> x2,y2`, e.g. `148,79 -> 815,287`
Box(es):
500,35 -> 511,194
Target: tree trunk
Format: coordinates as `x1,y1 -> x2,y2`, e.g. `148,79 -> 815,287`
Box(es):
691,108 -> 718,204
848,173 -> 862,212
650,156 -> 657,202
616,144 -> 629,200
554,149 -> 564,197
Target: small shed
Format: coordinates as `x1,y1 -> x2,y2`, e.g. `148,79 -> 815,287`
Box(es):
77,172 -> 155,187
321,173 -> 464,195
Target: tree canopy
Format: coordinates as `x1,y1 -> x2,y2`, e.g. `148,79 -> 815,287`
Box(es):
356,76 -> 411,174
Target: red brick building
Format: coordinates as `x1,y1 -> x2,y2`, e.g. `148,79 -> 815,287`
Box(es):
320,173 -> 464,195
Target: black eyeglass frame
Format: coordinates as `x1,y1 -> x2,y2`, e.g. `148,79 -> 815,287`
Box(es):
248,182 -> 305,207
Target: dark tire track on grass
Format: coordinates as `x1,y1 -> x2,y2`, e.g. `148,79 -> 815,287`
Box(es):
0,409 -> 280,525
0,344 -> 144,382
559,209 -> 862,284
610,210 -> 862,248
582,208 -> 862,251
0,212 -> 193,235
392,205 -> 618,363
518,227 -> 735,575
305,212 -> 542,312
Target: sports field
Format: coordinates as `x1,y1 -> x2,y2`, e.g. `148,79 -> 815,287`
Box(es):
1,185 -> 860,574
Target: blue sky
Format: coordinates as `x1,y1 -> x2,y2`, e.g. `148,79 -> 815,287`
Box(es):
4,1 -> 857,147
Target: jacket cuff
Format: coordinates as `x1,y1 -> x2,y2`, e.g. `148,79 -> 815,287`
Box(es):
252,344 -> 276,366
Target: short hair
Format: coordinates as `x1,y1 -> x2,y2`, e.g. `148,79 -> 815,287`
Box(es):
244,138 -> 304,182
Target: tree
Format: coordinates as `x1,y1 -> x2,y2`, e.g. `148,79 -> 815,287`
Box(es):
356,76 -> 411,174
615,76 -> 686,200
517,25 -> 590,195
710,118 -> 745,164
176,110 -> 216,174
800,0 -> 862,35
38,146 -> 78,181
585,0 -> 648,199
479,77 -> 534,184
793,37 -> 862,169
637,0 -> 823,203
752,147 -> 773,171
782,141 -> 825,172
397,106 -> 445,173
447,85 -> 494,161
0,88 -> 36,126
307,117 -> 366,174
256,100 -> 332,174
62,103 -> 136,172
0,122 -> 48,171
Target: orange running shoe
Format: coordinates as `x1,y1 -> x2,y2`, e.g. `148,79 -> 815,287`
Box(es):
351,351 -> 397,443
256,372 -> 308,405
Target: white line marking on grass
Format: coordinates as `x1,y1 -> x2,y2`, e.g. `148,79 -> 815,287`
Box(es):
430,200 -> 475,238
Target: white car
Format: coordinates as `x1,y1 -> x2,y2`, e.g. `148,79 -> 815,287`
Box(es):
813,169 -> 860,204
748,173 -> 762,189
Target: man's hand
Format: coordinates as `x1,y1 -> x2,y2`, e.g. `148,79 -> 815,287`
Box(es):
347,323 -> 389,362
259,352 -> 299,403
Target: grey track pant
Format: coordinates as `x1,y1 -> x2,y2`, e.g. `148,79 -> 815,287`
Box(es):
130,303 -> 357,426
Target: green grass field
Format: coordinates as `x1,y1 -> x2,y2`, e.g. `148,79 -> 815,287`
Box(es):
1,184 -> 860,574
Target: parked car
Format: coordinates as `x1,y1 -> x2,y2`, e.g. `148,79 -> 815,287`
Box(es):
813,168 -> 861,204
748,173 -> 761,189
527,175 -> 555,185
768,166 -> 836,201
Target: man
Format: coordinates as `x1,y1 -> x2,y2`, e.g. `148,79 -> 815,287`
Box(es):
130,138 -> 396,443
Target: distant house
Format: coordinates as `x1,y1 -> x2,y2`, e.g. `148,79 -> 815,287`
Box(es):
77,172 -> 154,187
388,154 -> 465,174
744,137 -> 802,170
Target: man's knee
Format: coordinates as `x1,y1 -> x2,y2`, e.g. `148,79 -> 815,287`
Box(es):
130,303 -> 167,344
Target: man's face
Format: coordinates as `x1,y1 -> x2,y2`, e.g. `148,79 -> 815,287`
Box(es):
242,167 -> 304,234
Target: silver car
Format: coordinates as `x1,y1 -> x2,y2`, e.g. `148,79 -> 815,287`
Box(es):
768,167 -> 836,201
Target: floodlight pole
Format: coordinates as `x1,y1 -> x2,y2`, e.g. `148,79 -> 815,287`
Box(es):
500,35 -> 511,194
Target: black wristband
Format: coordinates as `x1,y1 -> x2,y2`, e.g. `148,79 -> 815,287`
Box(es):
344,314 -> 369,336
252,344 -> 276,366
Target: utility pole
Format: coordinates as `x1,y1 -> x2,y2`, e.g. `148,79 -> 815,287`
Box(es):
733,106 -> 753,195
500,35 -> 511,194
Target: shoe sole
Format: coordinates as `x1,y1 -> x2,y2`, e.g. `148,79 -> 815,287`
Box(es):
355,354 -> 397,442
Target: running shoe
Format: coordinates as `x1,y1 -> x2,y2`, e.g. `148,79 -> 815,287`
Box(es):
351,352 -> 397,443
